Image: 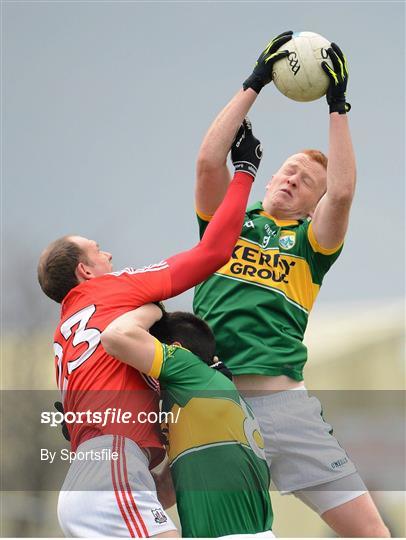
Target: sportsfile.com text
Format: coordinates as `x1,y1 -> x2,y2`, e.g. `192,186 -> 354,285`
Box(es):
41,407 -> 180,428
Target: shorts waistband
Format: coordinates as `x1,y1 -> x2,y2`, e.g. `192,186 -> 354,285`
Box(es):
244,387 -> 309,406
77,435 -> 149,466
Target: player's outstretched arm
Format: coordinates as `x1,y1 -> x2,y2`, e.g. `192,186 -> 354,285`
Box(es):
168,119 -> 263,297
311,43 -> 356,249
196,89 -> 257,216
195,31 -> 292,216
101,304 -> 163,374
109,123 -> 260,308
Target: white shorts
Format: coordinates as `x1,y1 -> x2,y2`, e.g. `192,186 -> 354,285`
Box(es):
244,390 -> 367,514
58,435 -> 176,537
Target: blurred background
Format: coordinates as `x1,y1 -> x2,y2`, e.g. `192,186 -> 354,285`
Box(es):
2,0 -> 405,537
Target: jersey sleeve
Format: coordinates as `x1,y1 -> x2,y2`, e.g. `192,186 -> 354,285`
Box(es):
147,341 -> 188,382
146,338 -> 164,378
167,173 -> 253,298
104,262 -> 172,305
147,341 -> 204,386
304,221 -> 344,284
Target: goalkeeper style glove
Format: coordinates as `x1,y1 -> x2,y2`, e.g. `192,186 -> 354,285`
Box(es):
243,31 -> 293,94
322,42 -> 351,114
54,401 -> 70,442
210,359 -> 233,381
231,117 -> 263,180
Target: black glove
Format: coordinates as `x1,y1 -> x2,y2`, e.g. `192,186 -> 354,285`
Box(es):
210,360 -> 233,381
54,401 -> 70,442
231,117 -> 263,180
243,31 -> 293,94
322,42 -> 351,114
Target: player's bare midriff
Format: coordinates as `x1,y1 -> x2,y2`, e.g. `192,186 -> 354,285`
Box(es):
234,374 -> 305,396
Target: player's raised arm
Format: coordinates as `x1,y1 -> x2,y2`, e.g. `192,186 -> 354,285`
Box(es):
195,31 -> 292,216
311,43 -> 356,249
166,120 -> 263,297
101,304 -> 163,374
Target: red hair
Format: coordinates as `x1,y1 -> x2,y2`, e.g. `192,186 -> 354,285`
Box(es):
300,149 -> 328,170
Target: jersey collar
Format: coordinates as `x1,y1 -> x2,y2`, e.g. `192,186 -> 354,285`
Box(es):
247,201 -> 300,227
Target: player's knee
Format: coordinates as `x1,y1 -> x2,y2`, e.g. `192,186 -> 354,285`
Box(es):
372,523 -> 391,538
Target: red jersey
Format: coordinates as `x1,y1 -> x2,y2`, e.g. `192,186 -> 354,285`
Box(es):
54,262 -> 171,466
51,171 -> 254,467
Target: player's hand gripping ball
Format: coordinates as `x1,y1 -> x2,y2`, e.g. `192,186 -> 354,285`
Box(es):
272,31 -> 334,102
321,42 -> 351,114
243,31 -> 293,94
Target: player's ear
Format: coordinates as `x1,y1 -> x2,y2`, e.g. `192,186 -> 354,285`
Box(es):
75,262 -> 94,282
172,341 -> 182,348
212,355 -> 219,365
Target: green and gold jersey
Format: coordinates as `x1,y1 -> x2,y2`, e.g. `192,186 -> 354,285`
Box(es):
193,202 -> 342,381
148,340 -> 273,538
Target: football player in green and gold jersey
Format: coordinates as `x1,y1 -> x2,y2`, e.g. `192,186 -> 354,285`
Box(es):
193,32 -> 389,538
101,304 -> 274,539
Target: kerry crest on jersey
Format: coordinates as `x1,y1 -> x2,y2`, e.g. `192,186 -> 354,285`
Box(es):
279,230 -> 296,250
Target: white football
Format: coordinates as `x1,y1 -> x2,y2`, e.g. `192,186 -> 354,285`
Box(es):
272,31 -> 333,102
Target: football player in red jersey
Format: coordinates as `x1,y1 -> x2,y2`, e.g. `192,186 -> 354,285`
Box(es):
38,121 -> 262,538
